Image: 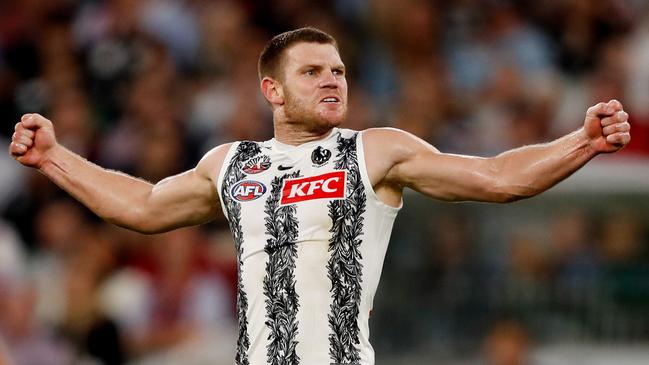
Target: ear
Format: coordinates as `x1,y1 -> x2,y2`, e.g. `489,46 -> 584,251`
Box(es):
261,77 -> 284,106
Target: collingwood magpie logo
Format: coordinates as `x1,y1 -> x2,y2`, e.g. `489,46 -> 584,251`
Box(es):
311,146 -> 331,166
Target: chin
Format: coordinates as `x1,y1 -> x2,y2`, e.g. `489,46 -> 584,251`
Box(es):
316,117 -> 344,132
318,110 -> 346,128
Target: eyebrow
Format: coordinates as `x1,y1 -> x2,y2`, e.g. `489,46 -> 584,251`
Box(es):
298,64 -> 346,71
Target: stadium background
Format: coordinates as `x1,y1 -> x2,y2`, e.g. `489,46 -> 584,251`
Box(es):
1,0 -> 649,364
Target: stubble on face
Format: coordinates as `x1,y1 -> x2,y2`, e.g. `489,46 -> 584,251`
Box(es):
282,83 -> 348,132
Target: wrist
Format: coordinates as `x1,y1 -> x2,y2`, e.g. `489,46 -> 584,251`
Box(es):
575,127 -> 599,158
38,143 -> 65,172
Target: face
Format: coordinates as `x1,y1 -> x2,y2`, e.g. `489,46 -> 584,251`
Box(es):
276,42 -> 348,130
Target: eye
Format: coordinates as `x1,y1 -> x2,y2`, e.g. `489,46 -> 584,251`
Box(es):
305,69 -> 316,76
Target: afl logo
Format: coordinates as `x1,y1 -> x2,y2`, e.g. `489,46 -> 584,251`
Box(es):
230,180 -> 266,202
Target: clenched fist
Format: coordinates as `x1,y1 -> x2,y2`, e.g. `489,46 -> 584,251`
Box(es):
584,99 -> 631,154
9,113 -> 58,169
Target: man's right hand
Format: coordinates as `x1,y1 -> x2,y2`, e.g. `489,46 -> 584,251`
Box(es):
7,112 -> 227,234
9,113 -> 58,169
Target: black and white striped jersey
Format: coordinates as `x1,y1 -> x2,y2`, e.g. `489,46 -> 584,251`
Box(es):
217,128 -> 401,365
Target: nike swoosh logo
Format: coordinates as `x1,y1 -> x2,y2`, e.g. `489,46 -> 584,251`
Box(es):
277,165 -> 293,171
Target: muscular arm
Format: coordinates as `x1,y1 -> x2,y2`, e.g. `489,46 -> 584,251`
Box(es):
41,145 -> 228,233
365,100 -> 631,204
10,114 -> 230,234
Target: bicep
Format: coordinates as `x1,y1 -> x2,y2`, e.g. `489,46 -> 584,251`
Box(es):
391,150 -> 504,201
146,168 -> 220,231
140,144 -> 231,233
381,131 -> 507,202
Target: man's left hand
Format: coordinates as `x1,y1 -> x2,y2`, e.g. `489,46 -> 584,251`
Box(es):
584,99 -> 631,154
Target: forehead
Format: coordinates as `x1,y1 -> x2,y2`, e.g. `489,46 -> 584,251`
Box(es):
283,42 -> 343,69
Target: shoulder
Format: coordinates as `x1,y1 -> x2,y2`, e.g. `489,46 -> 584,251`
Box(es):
362,127 -> 431,146
362,127 -> 439,163
360,127 -> 403,141
195,142 -> 235,179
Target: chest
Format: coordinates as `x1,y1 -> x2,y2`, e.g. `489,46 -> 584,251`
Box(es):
227,144 -> 354,248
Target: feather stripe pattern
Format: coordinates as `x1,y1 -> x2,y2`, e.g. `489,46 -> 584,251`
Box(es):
263,171 -> 302,365
221,141 -> 263,365
327,134 -> 366,365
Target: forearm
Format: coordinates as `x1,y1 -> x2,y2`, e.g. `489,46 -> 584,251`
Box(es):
39,144 -> 155,231
383,101 -> 628,203
490,128 -> 596,201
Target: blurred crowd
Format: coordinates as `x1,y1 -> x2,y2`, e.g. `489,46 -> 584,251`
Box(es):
1,0 -> 649,364
375,197 -> 649,363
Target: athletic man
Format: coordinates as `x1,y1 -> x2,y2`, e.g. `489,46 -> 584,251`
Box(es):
9,28 -> 630,365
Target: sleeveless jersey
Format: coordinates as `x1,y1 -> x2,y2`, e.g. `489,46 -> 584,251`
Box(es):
217,128 -> 401,365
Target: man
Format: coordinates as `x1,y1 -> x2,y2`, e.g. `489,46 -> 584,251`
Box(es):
9,27 -> 630,365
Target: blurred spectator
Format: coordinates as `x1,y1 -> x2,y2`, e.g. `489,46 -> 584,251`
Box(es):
0,337 -> 11,365
102,227 -> 235,363
58,225 -> 124,364
30,199 -> 89,327
48,87 -> 97,157
483,319 -> 532,365
0,220 -> 26,289
138,0 -> 199,70
598,210 -> 649,310
0,283 -> 75,365
535,0 -> 632,74
549,210 -> 600,294
598,211 -> 644,264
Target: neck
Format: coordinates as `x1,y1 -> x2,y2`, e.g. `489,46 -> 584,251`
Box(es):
273,119 -> 335,146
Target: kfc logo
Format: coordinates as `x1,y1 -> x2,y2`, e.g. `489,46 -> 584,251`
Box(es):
231,180 -> 266,202
281,171 -> 346,205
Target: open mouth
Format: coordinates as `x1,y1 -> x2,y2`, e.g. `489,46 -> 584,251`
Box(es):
320,96 -> 340,104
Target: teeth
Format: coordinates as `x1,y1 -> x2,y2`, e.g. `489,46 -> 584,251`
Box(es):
323,98 -> 337,102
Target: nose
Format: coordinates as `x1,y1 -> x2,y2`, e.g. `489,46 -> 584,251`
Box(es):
318,71 -> 339,89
